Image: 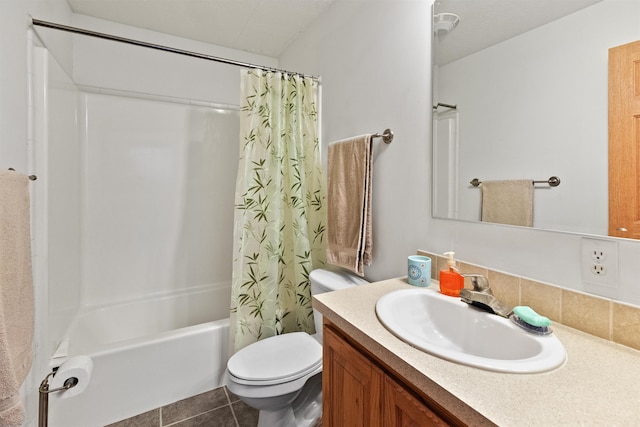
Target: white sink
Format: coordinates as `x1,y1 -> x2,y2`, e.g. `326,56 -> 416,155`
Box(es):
375,288 -> 566,373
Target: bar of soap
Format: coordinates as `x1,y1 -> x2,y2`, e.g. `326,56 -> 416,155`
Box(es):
513,306 -> 551,327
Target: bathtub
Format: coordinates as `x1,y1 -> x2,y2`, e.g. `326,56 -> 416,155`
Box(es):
49,283 -> 231,427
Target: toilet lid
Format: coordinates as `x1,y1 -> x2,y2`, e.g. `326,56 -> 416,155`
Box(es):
228,332 -> 322,384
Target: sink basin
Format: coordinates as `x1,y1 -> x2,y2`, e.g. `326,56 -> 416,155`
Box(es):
375,288 -> 566,373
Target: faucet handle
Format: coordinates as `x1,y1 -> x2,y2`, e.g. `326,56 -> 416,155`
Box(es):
463,274 -> 492,294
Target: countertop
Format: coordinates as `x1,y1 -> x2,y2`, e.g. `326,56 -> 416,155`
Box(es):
313,277 -> 640,426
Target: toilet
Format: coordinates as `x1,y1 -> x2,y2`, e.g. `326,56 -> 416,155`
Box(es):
225,267 -> 369,427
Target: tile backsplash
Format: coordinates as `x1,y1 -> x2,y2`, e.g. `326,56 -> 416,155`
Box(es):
419,250 -> 640,351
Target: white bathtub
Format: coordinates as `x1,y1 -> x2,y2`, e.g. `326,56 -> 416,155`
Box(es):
49,283 -> 231,427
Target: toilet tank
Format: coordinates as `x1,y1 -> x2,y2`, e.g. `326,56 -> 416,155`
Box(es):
310,267 -> 369,295
310,267 -> 369,342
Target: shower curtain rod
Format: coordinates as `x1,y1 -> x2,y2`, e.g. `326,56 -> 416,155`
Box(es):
30,18 -> 320,81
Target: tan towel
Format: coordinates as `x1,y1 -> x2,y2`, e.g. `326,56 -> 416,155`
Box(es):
326,135 -> 373,276
0,170 -> 34,427
481,180 -> 534,227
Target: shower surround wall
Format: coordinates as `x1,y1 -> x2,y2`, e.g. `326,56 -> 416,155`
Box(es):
29,15 -> 281,424
64,11 -> 278,307
35,45 -> 241,424
32,45 -> 83,359
34,13 -> 278,344
82,90 -> 238,306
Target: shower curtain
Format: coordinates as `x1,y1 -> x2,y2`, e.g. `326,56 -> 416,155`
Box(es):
230,69 -> 326,352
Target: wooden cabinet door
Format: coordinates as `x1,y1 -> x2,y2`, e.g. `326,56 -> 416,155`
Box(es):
609,40 -> 640,238
383,375 -> 449,427
323,325 -> 383,427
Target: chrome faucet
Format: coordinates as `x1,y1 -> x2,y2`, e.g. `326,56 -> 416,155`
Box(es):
459,274 -> 513,318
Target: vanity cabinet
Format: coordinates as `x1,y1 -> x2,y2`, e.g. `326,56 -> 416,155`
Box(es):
323,320 -> 460,427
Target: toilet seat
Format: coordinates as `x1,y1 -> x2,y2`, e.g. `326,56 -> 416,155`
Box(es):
228,332 -> 322,386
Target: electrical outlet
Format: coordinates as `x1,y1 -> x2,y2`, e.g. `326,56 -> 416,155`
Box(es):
581,238 -> 619,288
591,249 -> 607,263
590,264 -> 607,275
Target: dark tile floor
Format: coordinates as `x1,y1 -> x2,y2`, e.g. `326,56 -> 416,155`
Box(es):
106,386 -> 258,427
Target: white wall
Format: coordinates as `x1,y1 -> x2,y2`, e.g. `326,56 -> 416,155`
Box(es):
0,0 -> 72,171
280,0 -> 432,282
438,0 -> 640,235
281,0 -> 640,306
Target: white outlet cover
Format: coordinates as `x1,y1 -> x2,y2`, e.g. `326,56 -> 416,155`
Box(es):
580,238 -> 619,288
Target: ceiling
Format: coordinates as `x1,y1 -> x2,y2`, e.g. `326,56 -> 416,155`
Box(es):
434,0 -> 603,64
66,0 -> 334,58
66,0 -> 604,62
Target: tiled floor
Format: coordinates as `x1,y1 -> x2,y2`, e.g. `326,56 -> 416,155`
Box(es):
106,386 -> 259,427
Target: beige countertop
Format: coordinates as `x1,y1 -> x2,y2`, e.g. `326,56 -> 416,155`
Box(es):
313,277 -> 640,426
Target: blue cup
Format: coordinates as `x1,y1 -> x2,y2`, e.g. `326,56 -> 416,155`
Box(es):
408,255 -> 431,287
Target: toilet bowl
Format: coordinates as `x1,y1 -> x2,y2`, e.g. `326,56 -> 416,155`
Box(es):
225,267 -> 369,427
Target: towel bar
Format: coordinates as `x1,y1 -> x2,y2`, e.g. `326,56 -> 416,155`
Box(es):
470,176 -> 560,187
372,128 -> 393,144
7,168 -> 37,181
433,102 -> 457,110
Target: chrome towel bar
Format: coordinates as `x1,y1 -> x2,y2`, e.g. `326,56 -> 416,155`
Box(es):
7,168 -> 37,181
470,176 -> 560,187
372,128 -> 394,144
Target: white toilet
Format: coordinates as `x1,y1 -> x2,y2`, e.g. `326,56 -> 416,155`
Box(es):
225,267 -> 369,427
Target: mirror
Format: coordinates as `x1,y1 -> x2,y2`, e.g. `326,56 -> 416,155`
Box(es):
432,0 -> 640,236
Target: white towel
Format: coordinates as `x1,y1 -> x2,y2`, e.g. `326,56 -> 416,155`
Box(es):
326,135 -> 373,276
0,170 -> 34,427
481,180 -> 534,227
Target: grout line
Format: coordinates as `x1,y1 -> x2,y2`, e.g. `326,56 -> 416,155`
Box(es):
114,386 -> 242,427
163,405 -> 234,427
558,287 -> 563,324
228,402 -> 241,427
609,300 -> 614,341
224,387 -> 241,427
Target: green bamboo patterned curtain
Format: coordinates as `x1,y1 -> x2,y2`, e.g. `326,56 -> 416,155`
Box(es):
230,69 -> 326,353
